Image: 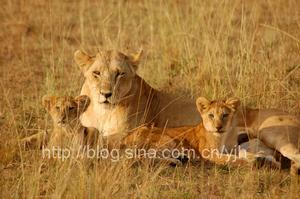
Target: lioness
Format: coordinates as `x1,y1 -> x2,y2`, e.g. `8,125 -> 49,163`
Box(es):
221,106 -> 300,173
21,95 -> 99,149
74,49 -> 200,138
123,97 -> 254,166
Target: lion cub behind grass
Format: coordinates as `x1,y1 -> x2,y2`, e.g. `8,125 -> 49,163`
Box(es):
22,95 -> 99,150
124,97 -> 254,166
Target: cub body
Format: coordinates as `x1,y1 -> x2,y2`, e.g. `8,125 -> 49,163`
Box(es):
124,97 -> 253,166
21,96 -> 99,150
43,95 -> 99,149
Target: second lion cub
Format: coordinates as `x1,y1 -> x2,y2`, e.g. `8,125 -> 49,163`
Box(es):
124,97 -> 253,166
22,95 -> 99,150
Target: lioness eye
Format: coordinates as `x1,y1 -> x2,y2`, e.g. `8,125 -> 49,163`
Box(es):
69,107 -> 75,111
208,113 -> 214,119
93,71 -> 101,78
55,106 -> 60,111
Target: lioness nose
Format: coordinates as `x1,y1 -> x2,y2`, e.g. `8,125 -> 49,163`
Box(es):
101,92 -> 112,99
216,126 -> 222,131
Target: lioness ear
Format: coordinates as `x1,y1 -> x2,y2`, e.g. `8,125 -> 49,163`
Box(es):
129,48 -> 143,70
225,97 -> 240,111
74,50 -> 93,73
75,95 -> 90,114
42,95 -> 52,111
196,97 -> 211,113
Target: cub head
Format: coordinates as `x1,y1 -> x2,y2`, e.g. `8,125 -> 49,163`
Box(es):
196,97 -> 240,134
42,95 -> 90,127
74,49 -> 143,106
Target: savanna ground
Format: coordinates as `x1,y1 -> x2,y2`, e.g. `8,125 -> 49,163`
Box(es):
0,0 -> 300,198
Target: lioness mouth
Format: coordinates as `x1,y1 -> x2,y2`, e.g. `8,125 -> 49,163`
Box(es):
103,100 -> 109,104
102,100 -> 115,105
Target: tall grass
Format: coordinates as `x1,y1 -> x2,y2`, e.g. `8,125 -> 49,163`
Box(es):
0,0 -> 299,198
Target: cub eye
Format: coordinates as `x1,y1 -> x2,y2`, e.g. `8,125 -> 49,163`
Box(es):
93,71 -> 101,78
208,113 -> 214,119
69,107 -> 75,111
223,113 -> 229,118
55,106 -> 60,111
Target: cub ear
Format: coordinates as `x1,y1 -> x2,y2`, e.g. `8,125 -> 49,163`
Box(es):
42,95 -> 52,111
74,50 -> 93,73
225,97 -> 240,111
128,48 -> 143,70
196,97 -> 211,113
74,95 -> 90,114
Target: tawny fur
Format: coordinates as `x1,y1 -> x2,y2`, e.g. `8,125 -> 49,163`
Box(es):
222,107 -> 300,174
21,95 -> 99,150
74,49 -> 200,139
123,97 -> 255,166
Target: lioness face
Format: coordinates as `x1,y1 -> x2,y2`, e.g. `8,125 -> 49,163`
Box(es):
196,97 -> 240,134
42,95 -> 90,127
74,49 -> 143,106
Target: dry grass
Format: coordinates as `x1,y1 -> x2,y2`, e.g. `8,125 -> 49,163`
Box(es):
0,0 -> 300,198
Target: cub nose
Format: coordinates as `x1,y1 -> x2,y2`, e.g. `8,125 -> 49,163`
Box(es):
216,126 -> 222,131
101,92 -> 112,99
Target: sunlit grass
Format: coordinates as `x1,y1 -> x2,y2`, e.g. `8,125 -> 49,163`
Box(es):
0,0 -> 299,198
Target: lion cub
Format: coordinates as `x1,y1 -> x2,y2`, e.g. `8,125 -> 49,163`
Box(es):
124,97 -> 252,166
22,95 -> 99,149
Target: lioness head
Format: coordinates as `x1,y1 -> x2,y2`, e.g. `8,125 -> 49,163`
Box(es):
196,97 -> 240,134
74,49 -> 143,106
42,95 -> 90,127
